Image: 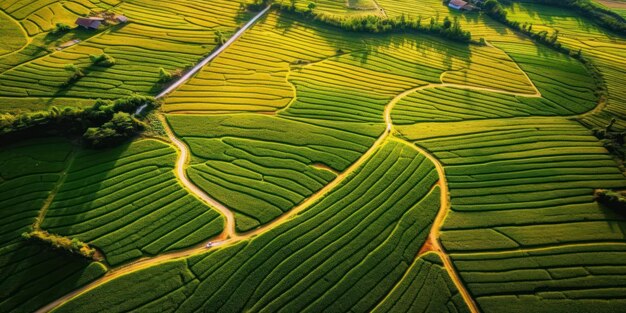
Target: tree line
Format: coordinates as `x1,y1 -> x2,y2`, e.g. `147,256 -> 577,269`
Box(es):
0,95 -> 157,148
516,0 -> 626,35
248,0 -> 472,43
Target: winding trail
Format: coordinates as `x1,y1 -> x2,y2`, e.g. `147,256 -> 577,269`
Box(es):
40,40 -> 557,313
159,115 -> 236,238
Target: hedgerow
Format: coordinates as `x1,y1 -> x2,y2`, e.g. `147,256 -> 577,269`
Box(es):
251,0 -> 472,42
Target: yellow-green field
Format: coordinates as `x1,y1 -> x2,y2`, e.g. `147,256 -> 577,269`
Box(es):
1,0 -> 626,312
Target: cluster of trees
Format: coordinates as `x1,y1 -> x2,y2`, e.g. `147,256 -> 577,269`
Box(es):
89,53 -> 116,66
22,230 -> 98,260
520,0 -> 626,35
83,112 -> 143,148
265,1 -> 471,42
158,67 -> 182,83
593,118 -> 626,162
595,189 -> 626,210
0,95 -> 156,148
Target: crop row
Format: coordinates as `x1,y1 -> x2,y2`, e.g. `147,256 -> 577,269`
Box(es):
0,138 -> 107,313
167,113 -> 384,232
0,0 -> 246,106
373,252 -> 469,313
165,11 -> 535,120
163,12 -> 366,113
54,140 -> 447,312
41,139 -> 224,266
503,2 -> 626,130
0,0 -> 117,35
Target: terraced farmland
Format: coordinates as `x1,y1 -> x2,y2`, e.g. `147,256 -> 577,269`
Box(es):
0,138 -> 107,313
399,119 -> 626,312
52,140 -> 459,313
41,139 -> 224,266
0,0 -> 249,111
1,0 -> 626,312
503,2 -> 626,130
167,114 -> 384,231
392,39 -> 597,123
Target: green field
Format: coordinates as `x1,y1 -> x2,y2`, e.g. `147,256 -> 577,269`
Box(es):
41,139 -> 224,266
399,118 -> 626,312
1,0 -> 626,312
0,138 -> 107,313
167,114 -> 384,232
53,140 -> 448,312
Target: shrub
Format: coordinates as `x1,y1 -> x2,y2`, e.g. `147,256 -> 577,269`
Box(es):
22,230 -> 97,260
63,63 -> 84,85
158,67 -> 173,82
89,53 -> 116,66
595,189 -> 626,210
51,23 -> 71,35
83,112 -> 144,148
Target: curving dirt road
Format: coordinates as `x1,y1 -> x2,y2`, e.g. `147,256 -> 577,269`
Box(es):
159,116 -> 237,238
39,40 -> 552,313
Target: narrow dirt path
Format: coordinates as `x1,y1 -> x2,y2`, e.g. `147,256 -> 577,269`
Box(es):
159,115 -> 236,238
407,141 -> 480,313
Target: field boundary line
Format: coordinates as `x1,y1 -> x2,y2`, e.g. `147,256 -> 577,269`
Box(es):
33,149 -> 77,229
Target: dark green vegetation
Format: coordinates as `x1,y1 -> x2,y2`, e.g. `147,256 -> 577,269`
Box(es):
373,252 -> 469,313
0,95 -> 155,148
41,139 -> 224,266
22,230 -> 97,259
0,139 -> 106,313
168,114 -> 384,231
53,141 -> 458,312
595,189 -> 626,209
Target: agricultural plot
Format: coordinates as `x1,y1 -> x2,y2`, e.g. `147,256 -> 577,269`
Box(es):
0,138 -> 107,313
392,39 -> 597,124
166,11 -> 536,122
504,2 -> 626,130
54,140 -> 450,313
167,114 -> 384,232
41,139 -> 224,266
0,0 -> 249,111
163,12 -> 367,113
0,0 -> 119,36
0,10 -> 27,56
399,118 -> 626,312
373,252 -> 469,313
300,0 -> 383,17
